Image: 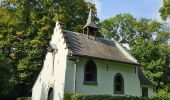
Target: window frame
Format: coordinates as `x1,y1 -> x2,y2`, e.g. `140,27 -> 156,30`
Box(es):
142,87 -> 148,97
84,59 -> 97,85
114,73 -> 124,94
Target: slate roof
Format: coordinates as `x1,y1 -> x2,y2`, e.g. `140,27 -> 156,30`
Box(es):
63,30 -> 152,86
63,30 -> 138,65
138,66 -> 153,86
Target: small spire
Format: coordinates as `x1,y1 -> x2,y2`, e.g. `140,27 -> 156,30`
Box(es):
83,8 -> 97,29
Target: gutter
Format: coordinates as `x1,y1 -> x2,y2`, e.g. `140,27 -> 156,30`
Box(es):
69,58 -> 79,93
70,54 -> 140,66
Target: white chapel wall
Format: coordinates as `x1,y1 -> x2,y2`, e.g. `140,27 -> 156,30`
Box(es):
52,22 -> 68,100
148,86 -> 153,97
32,21 -> 68,100
32,52 -> 54,100
72,57 -> 141,96
64,59 -> 75,93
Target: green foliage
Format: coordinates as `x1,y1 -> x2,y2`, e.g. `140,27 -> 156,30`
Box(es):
0,0 -> 99,99
159,0 -> 170,20
154,90 -> 170,100
99,14 -> 137,45
64,93 -> 170,100
64,94 -> 148,100
0,51 -> 13,99
16,97 -> 31,100
99,14 -> 168,45
0,51 -> 11,80
99,13 -> 170,92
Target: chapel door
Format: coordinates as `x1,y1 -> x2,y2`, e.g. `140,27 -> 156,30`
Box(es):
47,88 -> 53,100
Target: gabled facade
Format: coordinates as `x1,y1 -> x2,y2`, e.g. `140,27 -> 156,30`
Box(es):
32,9 -> 153,100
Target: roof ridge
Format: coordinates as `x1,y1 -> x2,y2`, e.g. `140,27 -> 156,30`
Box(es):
63,30 -> 116,43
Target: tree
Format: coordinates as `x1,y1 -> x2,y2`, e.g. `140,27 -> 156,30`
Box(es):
99,14 -> 137,45
0,0 -> 99,98
99,13 -> 170,91
159,0 -> 170,21
130,37 -> 170,91
0,51 -> 13,99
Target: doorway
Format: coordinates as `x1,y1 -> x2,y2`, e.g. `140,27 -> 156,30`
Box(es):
47,87 -> 54,100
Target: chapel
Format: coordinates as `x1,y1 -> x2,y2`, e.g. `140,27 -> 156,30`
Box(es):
32,8 -> 153,100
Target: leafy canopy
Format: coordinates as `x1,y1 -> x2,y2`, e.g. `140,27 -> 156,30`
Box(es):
99,13 -> 170,91
0,0 -> 99,99
159,0 -> 170,21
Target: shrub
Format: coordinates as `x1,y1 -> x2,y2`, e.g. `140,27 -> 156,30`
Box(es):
153,90 -> 170,100
64,93 -> 170,100
64,94 -> 149,100
16,97 -> 31,100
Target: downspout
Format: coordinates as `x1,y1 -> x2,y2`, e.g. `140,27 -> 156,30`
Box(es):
73,60 -> 79,93
69,58 -> 79,93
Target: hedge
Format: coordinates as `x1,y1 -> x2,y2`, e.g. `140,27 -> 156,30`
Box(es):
64,93 -> 170,100
16,92 -> 170,100
16,97 -> 31,100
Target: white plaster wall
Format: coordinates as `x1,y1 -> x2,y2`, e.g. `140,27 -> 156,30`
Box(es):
32,52 -> 54,100
65,57 -> 141,96
64,60 -> 75,93
53,26 -> 68,100
32,77 -> 42,100
148,87 -> 153,97
32,21 -> 68,100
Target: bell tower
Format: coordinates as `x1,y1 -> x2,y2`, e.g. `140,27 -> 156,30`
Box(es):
83,8 -> 98,38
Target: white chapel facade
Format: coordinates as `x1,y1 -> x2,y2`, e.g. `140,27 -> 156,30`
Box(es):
32,9 -> 153,100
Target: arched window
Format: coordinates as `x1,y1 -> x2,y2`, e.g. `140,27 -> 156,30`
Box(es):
84,60 -> 97,84
114,73 -> 124,94
47,87 -> 54,100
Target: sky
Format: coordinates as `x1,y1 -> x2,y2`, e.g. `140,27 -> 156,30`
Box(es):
0,0 -> 169,24
86,0 -> 169,23
86,0 -> 170,45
